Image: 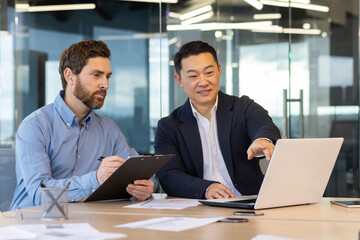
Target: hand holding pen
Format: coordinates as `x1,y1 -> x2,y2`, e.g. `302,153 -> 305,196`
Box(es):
96,155 -> 126,184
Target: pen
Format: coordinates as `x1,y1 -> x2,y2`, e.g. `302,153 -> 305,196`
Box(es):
98,156 -> 131,162
139,199 -> 152,206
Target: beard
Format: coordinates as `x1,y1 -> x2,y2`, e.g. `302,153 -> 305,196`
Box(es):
73,76 -> 106,109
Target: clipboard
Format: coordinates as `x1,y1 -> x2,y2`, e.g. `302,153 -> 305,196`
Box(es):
85,154 -> 174,202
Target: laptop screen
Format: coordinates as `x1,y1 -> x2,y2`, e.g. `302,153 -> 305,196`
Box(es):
199,138 -> 343,210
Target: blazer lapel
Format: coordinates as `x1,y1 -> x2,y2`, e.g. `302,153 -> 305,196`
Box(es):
179,100 -> 204,178
216,92 -> 234,180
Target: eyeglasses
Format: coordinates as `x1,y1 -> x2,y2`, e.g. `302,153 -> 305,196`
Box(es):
0,201 -> 23,221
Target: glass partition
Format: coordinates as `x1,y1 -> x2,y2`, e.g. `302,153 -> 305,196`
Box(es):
0,0 -> 359,209
0,0 -> 165,209
165,0 -> 359,197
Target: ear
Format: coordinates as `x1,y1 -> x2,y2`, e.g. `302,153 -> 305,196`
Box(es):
64,68 -> 76,86
175,74 -> 183,88
218,64 -> 222,76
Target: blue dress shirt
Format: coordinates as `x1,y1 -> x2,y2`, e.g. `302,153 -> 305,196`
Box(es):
10,91 -> 139,210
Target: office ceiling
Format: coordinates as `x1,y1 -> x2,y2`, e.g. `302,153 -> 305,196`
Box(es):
11,0 -> 358,37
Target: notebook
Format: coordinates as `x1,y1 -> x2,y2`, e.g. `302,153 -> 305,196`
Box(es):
199,138 -> 344,209
85,154 -> 174,202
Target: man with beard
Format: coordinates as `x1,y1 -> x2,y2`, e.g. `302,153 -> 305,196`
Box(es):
10,40 -> 154,210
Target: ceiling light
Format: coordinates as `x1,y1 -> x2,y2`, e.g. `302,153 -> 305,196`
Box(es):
16,3 -> 96,12
99,33 -> 166,40
303,23 -> 311,29
181,11 -> 213,25
180,5 -> 212,20
278,0 -> 310,3
168,37 -> 178,45
260,0 -> 329,12
120,0 -> 178,3
168,12 -> 181,19
283,28 -> 321,34
245,0 -> 263,10
291,3 -> 329,12
251,25 -> 283,33
253,13 -> 281,20
232,63 -> 239,68
15,3 -> 29,10
167,21 -> 272,31
260,0 -> 287,7
221,35 -> 233,40
251,26 -> 321,35
201,21 -> 272,31
215,31 -> 223,38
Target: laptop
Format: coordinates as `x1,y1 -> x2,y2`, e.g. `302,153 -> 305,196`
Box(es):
199,138 -> 344,209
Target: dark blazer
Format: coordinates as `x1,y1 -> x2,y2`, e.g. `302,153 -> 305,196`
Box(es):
155,91 -> 281,199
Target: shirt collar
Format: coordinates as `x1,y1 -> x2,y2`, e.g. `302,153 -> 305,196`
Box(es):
190,94 -> 218,119
54,90 -> 93,128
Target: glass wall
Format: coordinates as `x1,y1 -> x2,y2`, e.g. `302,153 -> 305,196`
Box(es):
166,0 -> 359,197
0,0 -> 164,210
0,0 -> 359,209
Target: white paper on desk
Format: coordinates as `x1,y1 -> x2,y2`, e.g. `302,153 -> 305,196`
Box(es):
15,223 -> 126,240
124,199 -> 200,210
115,216 -> 224,232
252,234 -> 299,240
0,225 -> 36,239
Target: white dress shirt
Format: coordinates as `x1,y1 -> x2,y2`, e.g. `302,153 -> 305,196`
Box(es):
190,97 -> 242,197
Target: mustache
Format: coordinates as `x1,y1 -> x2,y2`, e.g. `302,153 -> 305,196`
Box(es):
93,90 -> 107,97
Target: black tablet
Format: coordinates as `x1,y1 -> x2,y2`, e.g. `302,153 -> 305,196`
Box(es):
85,154 -> 174,202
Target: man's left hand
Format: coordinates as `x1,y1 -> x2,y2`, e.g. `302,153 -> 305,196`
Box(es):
126,179 -> 154,200
247,139 -> 274,161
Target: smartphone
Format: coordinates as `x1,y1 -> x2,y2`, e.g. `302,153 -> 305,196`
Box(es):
331,200 -> 360,208
233,211 -> 264,216
218,217 -> 249,223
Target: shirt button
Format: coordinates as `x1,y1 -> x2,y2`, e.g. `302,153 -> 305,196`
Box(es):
92,189 -> 96,192
67,123 -> 70,127
71,199 -> 75,202
78,155 -> 81,158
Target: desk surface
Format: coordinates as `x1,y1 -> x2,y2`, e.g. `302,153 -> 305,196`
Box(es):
2,196 -> 360,240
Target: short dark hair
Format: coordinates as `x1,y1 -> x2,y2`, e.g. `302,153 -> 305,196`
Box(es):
59,40 -> 111,90
174,41 -> 219,75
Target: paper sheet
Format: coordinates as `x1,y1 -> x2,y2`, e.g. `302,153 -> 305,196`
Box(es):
0,226 -> 36,239
124,199 -> 201,210
252,234 -> 299,240
115,216 -> 224,232
0,223 -> 126,240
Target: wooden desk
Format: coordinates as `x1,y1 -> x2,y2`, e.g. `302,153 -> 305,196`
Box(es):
2,196 -> 360,240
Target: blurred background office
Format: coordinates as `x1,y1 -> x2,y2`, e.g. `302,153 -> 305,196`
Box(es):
0,0 -> 359,210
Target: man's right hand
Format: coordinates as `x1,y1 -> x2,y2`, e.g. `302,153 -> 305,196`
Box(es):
205,183 -> 235,199
96,156 -> 125,184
